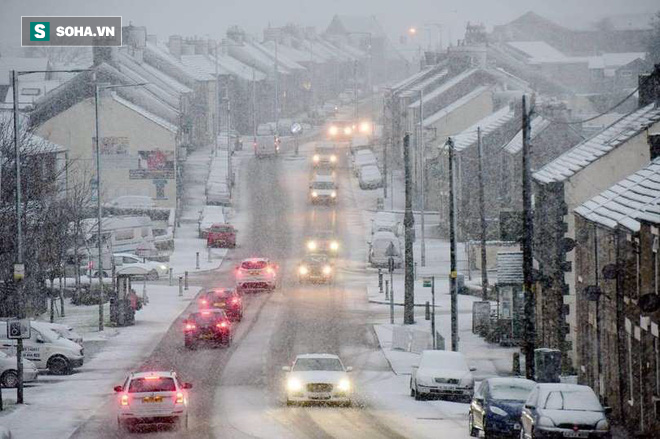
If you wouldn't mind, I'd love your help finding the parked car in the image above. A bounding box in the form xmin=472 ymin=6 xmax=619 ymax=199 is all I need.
xmin=31 ymin=321 xmax=83 ymax=346
xmin=0 ymin=321 xmax=84 ymax=375
xmin=0 ymin=426 xmax=11 ymax=439
xmin=352 ymin=149 xmax=377 ymax=175
xmin=469 ymin=377 xmax=536 ymax=437
xmin=207 ymin=223 xmax=237 ymax=248
xmin=358 ymin=164 xmax=382 ymax=189
xmin=282 ymin=353 xmax=353 ymax=406
xmin=254 ymin=135 xmax=280 ymax=158
xmin=520 ymin=383 xmax=611 ymax=439
xmin=198 ymin=205 xmax=226 ymax=238
xmin=114 ymin=370 xmax=191 ymax=432
xmin=368 ymin=231 xmax=402 ymax=268
xmin=0 ymin=351 xmax=38 ymax=388
xmin=410 ymin=350 xmax=475 ymax=401
xmin=82 ymin=253 xmax=169 ymax=280
xmin=207 ymin=182 xmax=231 ymax=206
xmin=371 ymin=211 xmax=401 ymax=236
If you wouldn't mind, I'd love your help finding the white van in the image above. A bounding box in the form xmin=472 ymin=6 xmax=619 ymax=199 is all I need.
xmin=0 ymin=321 xmax=84 ymax=375
xmin=80 ymin=216 xmax=156 ymax=256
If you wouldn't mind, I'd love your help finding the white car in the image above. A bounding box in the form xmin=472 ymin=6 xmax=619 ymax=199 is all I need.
xmin=358 ymin=164 xmax=382 ymax=189
xmin=411 ymin=350 xmax=475 ymax=401
xmin=371 ymin=211 xmax=401 ymax=236
xmin=31 ymin=321 xmax=83 ymax=346
xmin=309 ymin=175 xmax=337 ymax=205
xmin=368 ymin=231 xmax=402 ymax=268
xmin=0 ymin=426 xmax=11 ymax=439
xmin=207 ymin=182 xmax=231 ymax=206
xmin=235 ymin=258 xmax=278 ymax=293
xmin=114 ymin=370 xmax=192 ymax=432
xmin=283 ymin=354 xmax=353 ymax=406
xmin=353 ymin=149 xmax=377 ymax=176
xmin=114 ymin=253 xmax=169 ymax=279
xmin=0 ymin=351 xmax=38 ymax=388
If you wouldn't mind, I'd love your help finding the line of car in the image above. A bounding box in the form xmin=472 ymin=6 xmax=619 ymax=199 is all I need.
xmin=408 ymin=349 xmax=612 ymax=438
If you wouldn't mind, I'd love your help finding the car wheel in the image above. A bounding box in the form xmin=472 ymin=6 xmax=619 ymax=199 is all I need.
xmin=1 ymin=370 xmax=19 ymax=388
xmin=468 ymin=412 xmax=478 ymax=437
xmin=147 ymin=270 xmax=159 ymax=281
xmin=413 ymin=382 xmax=422 ymax=401
xmin=48 ymin=355 xmax=71 ymax=375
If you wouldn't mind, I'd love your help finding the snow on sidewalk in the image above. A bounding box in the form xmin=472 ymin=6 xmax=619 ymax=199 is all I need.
xmin=0 ymin=285 xmax=199 ymax=439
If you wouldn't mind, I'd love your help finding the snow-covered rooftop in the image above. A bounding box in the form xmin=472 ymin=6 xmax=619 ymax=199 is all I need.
xmin=588 ymin=52 xmax=646 ymax=71
xmin=0 ymin=57 xmax=50 ymax=85
xmin=497 ymin=251 xmax=523 ymax=284
xmin=111 ymin=93 xmax=178 ymax=133
xmin=503 ymin=116 xmax=552 ymax=155
xmin=574 ymin=158 xmax=660 ymax=232
xmin=534 ymin=103 xmax=660 ymax=184
xmin=424 ymin=86 xmax=490 ymax=128
xmin=409 ymin=68 xmax=480 ymax=109
xmin=389 ymin=66 xmax=435 ymax=93
xmin=452 ymin=106 xmax=516 ymax=152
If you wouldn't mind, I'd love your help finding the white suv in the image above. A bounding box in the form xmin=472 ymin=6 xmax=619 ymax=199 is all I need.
xmin=235 ymin=258 xmax=278 ymax=292
xmin=114 ymin=371 xmax=192 ymax=432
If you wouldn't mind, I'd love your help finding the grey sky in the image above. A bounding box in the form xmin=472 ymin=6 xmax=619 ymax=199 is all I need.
xmin=1 ymin=0 xmax=658 ymax=52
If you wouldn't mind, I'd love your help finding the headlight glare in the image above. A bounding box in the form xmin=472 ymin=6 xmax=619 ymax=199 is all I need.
xmin=337 ymin=379 xmax=351 ymax=392
xmin=287 ymin=378 xmax=303 ymax=392
xmin=323 ymin=265 xmax=332 ymax=275
xmin=299 ymin=266 xmax=308 ymax=275
xmin=490 ymin=406 xmax=508 ymax=417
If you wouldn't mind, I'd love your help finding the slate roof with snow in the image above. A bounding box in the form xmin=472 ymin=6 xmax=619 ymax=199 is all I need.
xmin=0 ymin=57 xmax=50 ymax=85
xmin=409 ymin=68 xmax=480 ymax=109
xmin=574 ymin=158 xmax=660 ymax=232
xmin=452 ymin=106 xmax=516 ymax=152
xmin=389 ymin=66 xmax=435 ymax=92
xmin=111 ymin=93 xmax=178 ymax=133
xmin=503 ymin=116 xmax=552 ymax=154
xmin=533 ymin=104 xmax=660 ymax=184
xmin=496 ymin=251 xmax=523 ymax=285
xmin=424 ymin=86 xmax=490 ymax=128
xmin=506 ymin=41 xmax=570 ymax=64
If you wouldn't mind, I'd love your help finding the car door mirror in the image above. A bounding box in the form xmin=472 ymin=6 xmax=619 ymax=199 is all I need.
xmin=469 ymin=366 xmax=477 ymax=372
xmin=182 ymin=382 xmax=193 ymax=389
xmin=36 ymin=335 xmax=45 ymax=344
xmin=346 ymin=366 xmax=353 ymax=372
xmin=282 ymin=366 xmax=291 ymax=372
xmin=475 ymin=397 xmax=484 ymax=405
xmin=524 ymin=404 xmax=535 ymax=410
xmin=114 ymin=385 xmax=123 ymax=392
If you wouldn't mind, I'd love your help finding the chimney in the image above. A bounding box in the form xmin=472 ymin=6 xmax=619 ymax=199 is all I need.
xmin=147 ymin=34 xmax=158 ymax=45
xmin=168 ymin=35 xmax=183 ymax=59
xmin=649 ymin=132 xmax=660 ymax=161
xmin=93 ymin=46 xmax=117 ymax=66
xmin=639 ymin=64 xmax=660 ymax=108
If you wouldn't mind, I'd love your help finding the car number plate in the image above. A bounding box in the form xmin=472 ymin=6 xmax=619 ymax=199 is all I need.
xmin=563 ymin=432 xmax=588 ymax=438
xmin=214 ymin=302 xmax=226 ymax=307
xmin=310 ymin=394 xmax=331 ymax=400
xmin=142 ymin=396 xmax=163 ymax=403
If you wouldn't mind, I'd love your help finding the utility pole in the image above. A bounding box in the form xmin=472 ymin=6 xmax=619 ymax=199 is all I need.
xmin=214 ymin=41 xmax=220 ymax=156
xmin=403 ymin=133 xmax=415 ymax=324
xmin=354 ymin=60 xmax=359 ymax=121
xmin=11 ymin=70 xmax=25 ymax=404
xmin=419 ymin=88 xmax=426 ymax=266
xmin=521 ymin=95 xmax=535 ymax=379
xmin=448 ymin=137 xmax=458 ymax=351
xmin=274 ymin=40 xmax=279 ymax=132
xmin=252 ymin=67 xmax=257 ymax=141
xmin=477 ymin=127 xmax=488 ymax=300
xmin=94 ymin=81 xmax=104 ymax=332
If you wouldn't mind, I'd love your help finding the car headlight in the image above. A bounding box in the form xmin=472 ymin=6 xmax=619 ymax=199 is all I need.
xmin=359 ymin=121 xmax=371 ymax=133
xmin=323 ymin=265 xmax=332 ymax=275
xmin=489 ymin=406 xmax=508 ymax=417
xmin=596 ymin=419 xmax=610 ymax=431
xmin=313 ymin=154 xmax=320 ymax=162
xmin=160 ymin=264 xmax=167 ymax=271
xmin=330 ymin=241 xmax=339 ymax=251
xmin=287 ymin=378 xmax=303 ymax=393
xmin=299 ymin=266 xmax=308 ymax=275
xmin=312 ymin=191 xmax=318 ymax=197
xmin=329 ymin=126 xmax=338 ymax=136
xmin=307 ymin=241 xmax=317 ymax=251
xmin=344 ymin=127 xmax=352 ymax=135
xmin=337 ymin=379 xmax=351 ymax=392
xmin=330 ymin=155 xmax=337 ymax=163
xmin=537 ymin=416 xmax=555 ymax=427
xmin=331 ymin=191 xmax=337 ymax=198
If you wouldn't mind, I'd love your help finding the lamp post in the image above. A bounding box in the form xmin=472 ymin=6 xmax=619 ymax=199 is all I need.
xmin=93 ymin=79 xmax=148 ymax=332
xmin=346 ymin=31 xmax=372 ymax=123
xmin=11 ymin=67 xmax=89 ymax=404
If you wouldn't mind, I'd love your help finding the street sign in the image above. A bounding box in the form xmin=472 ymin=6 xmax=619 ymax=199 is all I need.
xmin=13 ymin=264 xmax=25 ymax=281
xmin=422 ymin=277 xmax=432 ymax=287
xmin=290 ymin=122 xmax=302 ymax=135
xmin=7 ymin=319 xmax=30 ymax=339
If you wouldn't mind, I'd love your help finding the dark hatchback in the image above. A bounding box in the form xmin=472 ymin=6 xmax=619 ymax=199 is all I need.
xmin=198 ymin=288 xmax=243 ymax=321
xmin=469 ymin=377 xmax=536 ymax=438
xmin=183 ymin=309 xmax=233 ymax=349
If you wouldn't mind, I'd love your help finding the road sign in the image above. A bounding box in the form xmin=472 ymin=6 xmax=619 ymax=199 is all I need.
xmin=13 ymin=264 xmax=25 ymax=281
xmin=290 ymin=122 xmax=302 ymax=135
xmin=7 ymin=319 xmax=30 ymax=339
xmin=422 ymin=277 xmax=432 ymax=287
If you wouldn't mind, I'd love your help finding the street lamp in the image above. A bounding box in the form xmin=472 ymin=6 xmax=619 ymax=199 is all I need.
xmin=93 ymin=79 xmax=148 ymax=333
xmin=10 ymin=67 xmax=89 ymax=405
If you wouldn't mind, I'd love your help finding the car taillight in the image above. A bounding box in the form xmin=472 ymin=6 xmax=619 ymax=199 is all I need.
xmin=175 ymin=392 xmax=184 ymax=405
xmin=185 ymin=323 xmax=196 ymax=331
xmin=266 ymin=267 xmax=274 ymax=275
xmin=120 ymin=394 xmax=129 ymax=406
xmin=232 ymin=297 xmax=240 ymax=305
xmin=216 ymin=321 xmax=229 ymax=329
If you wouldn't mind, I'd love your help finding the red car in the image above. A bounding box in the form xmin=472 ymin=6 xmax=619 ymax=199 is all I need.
xmin=206 ymin=223 xmax=237 ymax=248
xmin=183 ymin=309 xmax=233 ymax=349
xmin=198 ymin=288 xmax=243 ymax=321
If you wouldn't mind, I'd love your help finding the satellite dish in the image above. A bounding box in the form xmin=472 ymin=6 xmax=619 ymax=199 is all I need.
xmin=290 ymin=122 xmax=302 ymax=135
xmin=639 ymin=294 xmax=660 ymax=313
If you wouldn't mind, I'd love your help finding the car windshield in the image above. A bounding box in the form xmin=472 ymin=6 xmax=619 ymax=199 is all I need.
xmin=420 ymin=353 xmax=466 ymax=370
xmin=305 ymin=255 xmax=328 ymax=264
xmin=209 ymin=290 xmax=233 ymax=299
xmin=191 ymin=311 xmax=226 ymax=322
xmin=490 ymin=382 xmax=535 ymax=401
xmin=542 ymin=389 xmax=603 ymax=411
xmin=293 ymin=358 xmax=343 ymax=371
xmin=211 ymin=225 xmax=232 ymax=232
xmin=312 ymin=182 xmax=334 ymax=190
xmin=241 ymin=260 xmax=267 ymax=269
xmin=128 ymin=377 xmax=176 ymax=393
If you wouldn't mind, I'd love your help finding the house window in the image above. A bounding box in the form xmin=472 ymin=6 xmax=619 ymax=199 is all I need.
xmin=21 ymin=87 xmax=41 ymax=96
